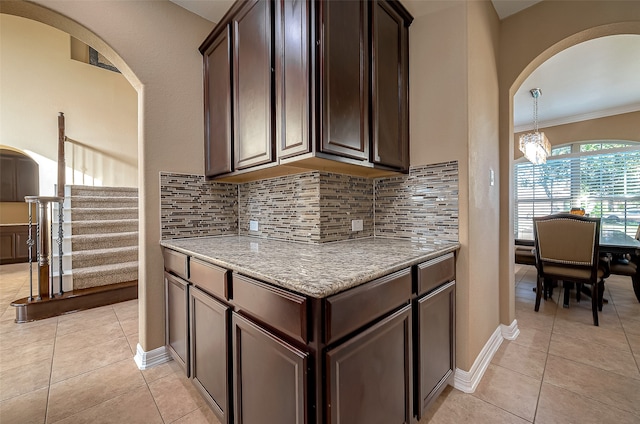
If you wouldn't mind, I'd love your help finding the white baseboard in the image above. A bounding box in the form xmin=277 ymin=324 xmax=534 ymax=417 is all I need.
xmin=133 ymin=343 xmax=172 ymax=370
xmin=501 ymin=319 xmax=520 ymax=340
xmin=453 ymin=319 xmax=519 ymax=393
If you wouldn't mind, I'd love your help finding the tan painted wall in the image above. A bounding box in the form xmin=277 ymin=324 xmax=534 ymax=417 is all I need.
xmin=0 ymin=14 xmax=138 ymax=192
xmin=513 ymin=111 xmax=640 ymax=159
xmin=407 ymin=0 xmax=500 ymax=370
xmin=0 ymin=203 xmax=32 ymax=224
xmin=0 ymin=0 xmax=213 ymax=352
xmin=466 ymin=0 xmax=501 ymax=369
xmin=499 ymin=1 xmax=640 ymax=326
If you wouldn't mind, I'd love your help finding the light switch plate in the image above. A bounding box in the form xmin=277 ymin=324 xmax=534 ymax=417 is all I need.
xmin=249 ymin=220 xmax=259 ymax=231
xmin=352 ymin=219 xmax=363 ymax=232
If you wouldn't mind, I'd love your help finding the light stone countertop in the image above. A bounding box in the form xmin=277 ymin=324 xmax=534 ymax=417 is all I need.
xmin=161 ymin=235 xmax=460 ymax=298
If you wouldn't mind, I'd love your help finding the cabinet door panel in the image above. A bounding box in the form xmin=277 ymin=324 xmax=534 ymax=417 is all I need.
xmin=320 ymin=0 xmax=368 ymax=160
xmin=204 ymin=27 xmax=233 ymax=177
xmin=233 ymin=313 xmax=307 ymax=424
xmin=371 ymin=0 xmax=408 ymax=170
xmin=276 ymin=0 xmax=311 ymax=159
xmin=190 ymin=286 xmax=230 ymax=422
xmin=326 ymin=305 xmax=412 ymax=424
xmin=14 ymin=227 xmax=30 ymax=260
xmin=417 ymin=281 xmax=456 ymax=418
xmin=233 ymin=0 xmax=274 ymax=170
xmin=165 ymin=272 xmax=189 ymax=374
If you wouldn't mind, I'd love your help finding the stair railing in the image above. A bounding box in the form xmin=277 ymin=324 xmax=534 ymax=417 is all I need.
xmin=25 ymin=196 xmax=64 ymax=300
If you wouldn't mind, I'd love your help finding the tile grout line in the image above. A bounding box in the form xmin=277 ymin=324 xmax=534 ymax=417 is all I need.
xmin=44 ymin=317 xmax=59 ymax=424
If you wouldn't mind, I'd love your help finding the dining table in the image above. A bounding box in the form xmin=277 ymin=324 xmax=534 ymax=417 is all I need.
xmin=600 ymin=229 xmax=640 ymax=302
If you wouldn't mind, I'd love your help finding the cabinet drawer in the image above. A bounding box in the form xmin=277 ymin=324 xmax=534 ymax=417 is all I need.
xmin=232 ymin=274 xmax=308 ymax=344
xmin=190 ymin=258 xmax=229 ymax=300
xmin=416 ymin=253 xmax=455 ymax=296
xmin=325 ymin=267 xmax=411 ymax=344
xmin=163 ymin=249 xmax=188 ymax=280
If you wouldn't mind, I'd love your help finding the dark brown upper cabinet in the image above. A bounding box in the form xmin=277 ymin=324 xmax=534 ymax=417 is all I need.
xmin=203 ymin=27 xmax=233 ymax=177
xmin=200 ymin=0 xmax=412 ymax=181
xmin=318 ymin=0 xmax=369 ymax=161
xmin=232 ymin=0 xmax=275 ymax=170
xmin=371 ymin=0 xmax=411 ymax=171
xmin=0 ymin=149 xmax=39 ymax=202
xmin=275 ymin=0 xmax=312 ymax=160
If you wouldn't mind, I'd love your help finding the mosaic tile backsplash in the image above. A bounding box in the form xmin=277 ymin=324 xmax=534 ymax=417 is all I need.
xmin=375 ymin=161 xmax=459 ymax=243
xmin=160 ymin=161 xmax=458 ymax=243
xmin=160 ymin=173 xmax=238 ymax=239
xmin=319 ymin=172 xmax=373 ymax=242
xmin=238 ymin=172 xmax=322 ymax=242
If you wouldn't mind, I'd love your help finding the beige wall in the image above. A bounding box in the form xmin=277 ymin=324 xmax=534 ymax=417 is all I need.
xmin=513 ymin=111 xmax=640 ymax=159
xmin=0 ymin=0 xmax=213 ymax=352
xmin=0 ymin=203 xmax=32 ymax=225
xmin=407 ymin=0 xmax=500 ymax=370
xmin=499 ymin=2 xmax=640 ymax=327
xmin=0 ymin=14 xmax=138 ymax=192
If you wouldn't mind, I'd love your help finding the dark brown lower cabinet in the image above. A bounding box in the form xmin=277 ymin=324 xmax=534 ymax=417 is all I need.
xmin=164 ymin=272 xmax=189 ymax=374
xmin=326 ymin=305 xmax=412 ymax=424
xmin=415 ymin=280 xmax=456 ymax=419
xmin=0 ymin=224 xmax=30 ymax=265
xmin=190 ymin=286 xmax=230 ymax=423
xmin=232 ymin=312 xmax=308 ymax=424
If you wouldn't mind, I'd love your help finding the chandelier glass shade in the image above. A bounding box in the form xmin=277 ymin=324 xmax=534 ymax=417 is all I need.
xmin=519 ymin=88 xmax=551 ymax=165
xmin=519 ymin=131 xmax=551 ymax=165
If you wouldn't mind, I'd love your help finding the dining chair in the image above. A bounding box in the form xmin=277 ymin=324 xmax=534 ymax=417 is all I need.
xmin=533 ymin=213 xmax=607 ymax=326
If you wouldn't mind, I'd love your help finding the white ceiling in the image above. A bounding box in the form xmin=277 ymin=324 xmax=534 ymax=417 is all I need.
xmin=514 ymin=34 xmax=640 ymax=131
xmin=172 ymin=0 xmax=640 ymax=131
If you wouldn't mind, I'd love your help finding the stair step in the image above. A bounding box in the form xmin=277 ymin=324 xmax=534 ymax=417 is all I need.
xmin=71 ymin=219 xmax=138 ymax=235
xmin=70 ymin=207 xmax=138 ymax=221
xmin=71 ymin=232 xmax=138 ymax=251
xmin=72 ymin=261 xmax=138 ymax=290
xmin=69 ymin=196 xmax=138 ymax=209
xmin=69 ymin=185 xmax=138 ymax=198
xmin=72 ymin=246 xmax=138 ymax=269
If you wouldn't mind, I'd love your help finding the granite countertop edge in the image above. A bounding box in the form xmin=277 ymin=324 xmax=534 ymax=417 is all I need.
xmin=161 ymin=236 xmax=460 ymax=298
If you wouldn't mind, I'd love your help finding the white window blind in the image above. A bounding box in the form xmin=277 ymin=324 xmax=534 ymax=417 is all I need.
xmin=514 ymin=147 xmax=640 ymax=240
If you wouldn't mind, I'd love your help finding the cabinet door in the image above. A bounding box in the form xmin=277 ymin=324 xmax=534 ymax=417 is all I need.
xmin=319 ymin=0 xmax=369 ymax=161
xmin=233 ymin=313 xmax=308 ymax=424
xmin=371 ymin=0 xmax=409 ymax=170
xmin=326 ymin=305 xmax=412 ymax=424
xmin=233 ymin=0 xmax=274 ymax=170
xmin=416 ymin=281 xmax=456 ymax=418
xmin=204 ymin=26 xmax=233 ymax=177
xmin=14 ymin=227 xmax=30 ymax=261
xmin=190 ymin=286 xmax=230 ymax=423
xmin=165 ymin=272 xmax=189 ymax=374
xmin=275 ymin=0 xmax=311 ymax=159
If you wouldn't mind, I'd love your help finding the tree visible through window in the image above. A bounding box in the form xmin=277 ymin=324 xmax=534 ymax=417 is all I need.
xmin=514 ymin=141 xmax=640 ymax=240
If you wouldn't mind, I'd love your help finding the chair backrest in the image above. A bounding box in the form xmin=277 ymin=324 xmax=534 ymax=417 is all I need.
xmin=533 ymin=213 xmax=601 ymax=278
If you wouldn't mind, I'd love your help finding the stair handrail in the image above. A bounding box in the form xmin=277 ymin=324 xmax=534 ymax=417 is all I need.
xmin=58 ymin=112 xmax=66 ymax=198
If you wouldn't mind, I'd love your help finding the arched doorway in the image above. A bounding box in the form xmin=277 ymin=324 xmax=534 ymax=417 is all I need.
xmin=498 ymin=3 xmax=640 ymax=329
xmin=0 ymin=0 xmax=212 ymax=357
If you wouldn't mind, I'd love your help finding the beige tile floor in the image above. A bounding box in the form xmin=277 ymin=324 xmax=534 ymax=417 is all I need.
xmin=0 ymin=262 xmax=639 ymax=423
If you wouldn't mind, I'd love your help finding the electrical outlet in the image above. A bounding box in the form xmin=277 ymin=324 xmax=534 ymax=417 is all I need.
xmin=249 ymin=220 xmax=259 ymax=231
xmin=351 ymin=219 xmax=363 ymax=232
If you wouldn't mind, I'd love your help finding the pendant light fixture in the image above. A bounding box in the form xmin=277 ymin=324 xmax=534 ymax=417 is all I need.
xmin=519 ymin=88 xmax=551 ymax=165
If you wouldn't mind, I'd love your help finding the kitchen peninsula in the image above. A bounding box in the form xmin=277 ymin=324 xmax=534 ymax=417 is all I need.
xmin=161 ymin=235 xmax=459 ymax=424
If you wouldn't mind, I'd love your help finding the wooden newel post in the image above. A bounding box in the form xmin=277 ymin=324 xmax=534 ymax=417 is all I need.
xmin=58 ymin=112 xmax=66 ymax=198
xmin=37 ymin=200 xmax=51 ymax=299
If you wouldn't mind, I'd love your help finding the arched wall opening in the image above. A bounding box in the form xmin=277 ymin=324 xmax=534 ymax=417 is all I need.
xmin=499 ymin=1 xmax=640 ymax=329
xmin=0 ymin=0 xmax=213 ymax=354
